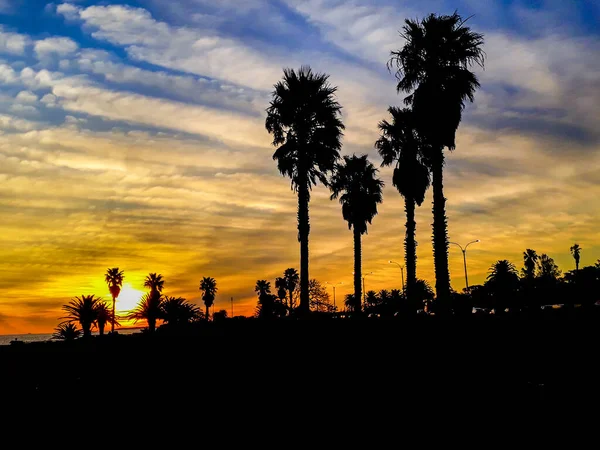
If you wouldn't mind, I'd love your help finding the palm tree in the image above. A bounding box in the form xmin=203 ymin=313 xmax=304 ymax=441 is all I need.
xmin=275 ymin=277 xmax=287 ymax=304
xmin=161 ymin=296 xmax=200 ymax=327
xmin=376 ymin=107 xmax=430 ymax=302
xmin=53 ymin=322 xmax=81 ymax=341
xmin=283 ymin=268 xmax=299 ymax=313
xmin=344 ymin=293 xmax=356 ymax=312
xmin=144 ymin=273 xmax=164 ymax=294
xmin=266 ymin=66 xmax=344 ymax=315
xmin=61 ymin=294 xmax=102 ymax=338
xmin=128 ymin=291 xmax=163 ymax=333
xmin=522 ymin=249 xmax=539 ymax=280
xmin=570 ymin=244 xmax=581 ymax=272
xmin=485 ymin=260 xmax=520 ymax=313
xmin=96 ymin=301 xmax=118 ymax=336
xmin=330 ymin=154 xmax=384 ymax=313
xmin=389 ymin=12 xmax=485 ymax=306
xmin=104 ymin=268 xmax=124 ymax=334
xmin=199 ymin=277 xmax=218 ymax=320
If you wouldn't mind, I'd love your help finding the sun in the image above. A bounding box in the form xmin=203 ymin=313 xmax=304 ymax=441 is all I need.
xmin=110 ymin=283 xmax=145 ymax=314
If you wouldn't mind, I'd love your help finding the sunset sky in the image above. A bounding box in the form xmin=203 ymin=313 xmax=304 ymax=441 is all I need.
xmin=1 ymin=0 xmax=599 ymax=334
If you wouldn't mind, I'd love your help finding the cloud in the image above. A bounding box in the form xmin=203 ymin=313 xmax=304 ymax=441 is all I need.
xmin=0 ymin=26 xmax=29 ymax=55
xmin=34 ymin=36 xmax=79 ymax=58
xmin=15 ymin=90 xmax=38 ymax=103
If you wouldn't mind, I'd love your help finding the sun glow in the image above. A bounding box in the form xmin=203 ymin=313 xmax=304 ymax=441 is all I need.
xmin=107 ymin=283 xmax=145 ymax=314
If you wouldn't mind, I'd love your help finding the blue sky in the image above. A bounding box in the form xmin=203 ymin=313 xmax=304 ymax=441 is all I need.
xmin=1 ymin=0 xmax=600 ymax=332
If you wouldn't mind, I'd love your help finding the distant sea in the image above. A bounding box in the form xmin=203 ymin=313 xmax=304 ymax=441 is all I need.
xmin=0 ymin=328 xmax=141 ymax=346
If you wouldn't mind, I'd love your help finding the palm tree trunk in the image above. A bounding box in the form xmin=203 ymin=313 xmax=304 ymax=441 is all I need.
xmin=111 ymin=295 xmax=116 ymax=333
xmin=83 ymin=324 xmax=91 ymax=338
xmin=149 ymin=318 xmax=156 ymax=333
xmin=405 ymin=197 xmax=417 ymax=303
xmin=298 ymin=180 xmax=310 ymax=316
xmin=206 ymin=305 xmax=210 ymax=321
xmin=99 ymin=323 xmax=105 ymax=336
xmin=431 ymin=147 xmax=451 ymax=308
xmin=353 ymin=227 xmax=362 ymax=313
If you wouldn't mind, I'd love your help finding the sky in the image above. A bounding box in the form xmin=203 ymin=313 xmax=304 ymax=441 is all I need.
xmin=1 ymin=0 xmax=599 ymax=334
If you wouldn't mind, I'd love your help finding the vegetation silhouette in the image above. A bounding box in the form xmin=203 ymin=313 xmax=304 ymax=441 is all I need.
xmin=570 ymin=243 xmax=581 ymax=272
xmin=52 ymin=322 xmax=81 ymax=341
xmin=330 ymin=155 xmax=383 ymax=313
xmin=255 ymin=279 xmax=286 ymax=318
xmin=388 ymin=12 xmax=485 ymax=308
xmin=376 ymin=107 xmax=431 ymax=304
xmin=161 ymin=296 xmax=201 ymax=327
xmin=96 ymin=301 xmax=118 ymax=336
xmin=104 ymin=267 xmax=123 ymax=334
xmin=60 ymin=294 xmax=105 ymax=338
xmin=199 ymin=276 xmax=218 ymax=320
xmin=282 ymin=268 xmax=299 ymax=313
xmin=128 ymin=291 xmax=163 ymax=333
xmin=266 ymin=66 xmax=344 ymax=315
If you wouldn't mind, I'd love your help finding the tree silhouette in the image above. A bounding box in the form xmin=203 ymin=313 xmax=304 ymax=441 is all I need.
xmin=283 ymin=268 xmax=299 ymax=313
xmin=128 ymin=291 xmax=163 ymax=333
xmin=389 ymin=12 xmax=485 ymax=307
xmin=275 ymin=277 xmax=288 ymax=304
xmin=61 ymin=294 xmax=102 ymax=338
xmin=330 ymin=155 xmax=383 ymax=313
xmin=199 ymin=277 xmax=218 ymax=320
xmin=570 ymin=244 xmax=581 ymax=272
xmin=485 ymin=260 xmax=520 ymax=314
xmin=255 ymin=280 xmax=272 ymax=298
xmin=144 ymin=273 xmax=164 ymax=294
xmin=376 ymin=107 xmax=430 ymax=303
xmin=255 ymin=280 xmax=286 ymax=318
xmin=96 ymin=301 xmax=118 ymax=336
xmin=53 ymin=322 xmax=81 ymax=341
xmin=161 ymin=296 xmax=200 ymax=327
xmin=538 ymin=254 xmax=561 ymax=281
xmin=344 ymin=293 xmax=357 ymax=312
xmin=266 ymin=66 xmax=344 ymax=315
xmin=104 ymin=267 xmax=124 ymax=334
xmin=522 ymin=249 xmax=539 ymax=280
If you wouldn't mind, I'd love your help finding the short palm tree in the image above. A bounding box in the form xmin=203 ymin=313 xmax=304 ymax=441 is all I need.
xmin=161 ymin=296 xmax=200 ymax=327
xmin=199 ymin=276 xmax=218 ymax=320
xmin=266 ymin=66 xmax=344 ymax=315
xmin=95 ymin=301 xmax=118 ymax=336
xmin=128 ymin=291 xmax=163 ymax=333
xmin=53 ymin=322 xmax=81 ymax=341
xmin=486 ymin=260 xmax=520 ymax=313
xmin=570 ymin=244 xmax=581 ymax=272
xmin=104 ymin=267 xmax=124 ymax=333
xmin=61 ymin=294 xmax=102 ymax=338
xmin=522 ymin=249 xmax=539 ymax=280
xmin=144 ymin=273 xmax=164 ymax=294
xmin=275 ymin=277 xmax=287 ymax=304
xmin=389 ymin=12 xmax=485 ymax=306
xmin=283 ymin=268 xmax=299 ymax=313
xmin=376 ymin=107 xmax=430 ymax=303
xmin=330 ymin=154 xmax=384 ymax=313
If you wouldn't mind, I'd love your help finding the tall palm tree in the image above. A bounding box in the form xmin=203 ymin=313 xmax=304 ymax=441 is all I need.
xmin=522 ymin=249 xmax=539 ymax=280
xmin=144 ymin=273 xmax=164 ymax=294
xmin=128 ymin=291 xmax=163 ymax=333
xmin=199 ymin=277 xmax=218 ymax=320
xmin=266 ymin=66 xmax=344 ymax=315
xmin=570 ymin=243 xmax=581 ymax=272
xmin=330 ymin=154 xmax=384 ymax=313
xmin=376 ymin=107 xmax=430 ymax=303
xmin=61 ymin=294 xmax=102 ymax=338
xmin=283 ymin=268 xmax=299 ymax=313
xmin=389 ymin=12 xmax=485 ymax=306
xmin=104 ymin=268 xmax=124 ymax=334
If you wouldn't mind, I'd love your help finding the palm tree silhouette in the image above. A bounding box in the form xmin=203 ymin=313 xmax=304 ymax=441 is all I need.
xmin=96 ymin=301 xmax=118 ymax=336
xmin=61 ymin=294 xmax=102 ymax=338
xmin=275 ymin=277 xmax=287 ymax=304
xmin=376 ymin=107 xmax=430 ymax=303
xmin=255 ymin=280 xmax=272 ymax=298
xmin=266 ymin=66 xmax=344 ymax=315
xmin=330 ymin=154 xmax=384 ymax=313
xmin=128 ymin=292 xmax=163 ymax=333
xmin=53 ymin=322 xmax=81 ymax=341
xmin=389 ymin=12 xmax=485 ymax=306
xmin=144 ymin=273 xmax=164 ymax=295
xmin=486 ymin=260 xmax=520 ymax=314
xmin=522 ymin=249 xmax=539 ymax=279
xmin=344 ymin=293 xmax=356 ymax=312
xmin=104 ymin=268 xmax=124 ymax=334
xmin=161 ymin=296 xmax=201 ymax=327
xmin=570 ymin=244 xmax=581 ymax=272
xmin=199 ymin=277 xmax=218 ymax=320
xmin=283 ymin=268 xmax=299 ymax=313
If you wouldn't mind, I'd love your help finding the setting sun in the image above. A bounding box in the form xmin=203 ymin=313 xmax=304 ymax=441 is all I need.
xmin=105 ymin=283 xmax=145 ymax=315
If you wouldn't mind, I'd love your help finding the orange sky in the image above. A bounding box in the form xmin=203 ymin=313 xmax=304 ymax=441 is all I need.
xmin=1 ymin=2 xmax=600 ymax=334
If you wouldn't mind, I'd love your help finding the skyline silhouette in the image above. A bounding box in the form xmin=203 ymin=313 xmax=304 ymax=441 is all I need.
xmin=1 ymin=1 xmax=600 ymax=334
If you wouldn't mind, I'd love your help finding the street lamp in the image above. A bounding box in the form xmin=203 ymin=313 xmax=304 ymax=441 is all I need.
xmin=388 ymin=260 xmax=405 ymax=293
xmin=325 ymin=281 xmax=343 ymax=310
xmin=449 ymin=239 xmax=480 ymax=292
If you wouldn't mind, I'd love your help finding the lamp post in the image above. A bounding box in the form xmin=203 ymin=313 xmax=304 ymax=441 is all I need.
xmin=449 ymin=240 xmax=480 ymax=292
xmin=388 ymin=260 xmax=405 ymax=293
xmin=325 ymin=282 xmax=343 ymax=310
